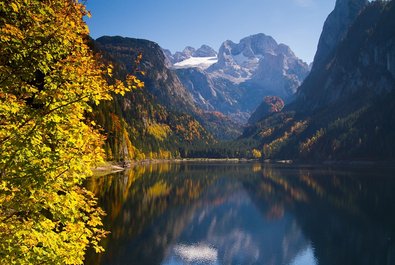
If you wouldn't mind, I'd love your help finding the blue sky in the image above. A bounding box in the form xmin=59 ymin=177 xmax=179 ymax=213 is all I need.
xmin=85 ymin=0 xmax=336 ymax=63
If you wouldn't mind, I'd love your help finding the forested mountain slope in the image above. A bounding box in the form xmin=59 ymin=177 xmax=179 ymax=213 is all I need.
xmin=91 ymin=37 xmax=214 ymax=161
xmin=242 ymin=0 xmax=395 ymax=161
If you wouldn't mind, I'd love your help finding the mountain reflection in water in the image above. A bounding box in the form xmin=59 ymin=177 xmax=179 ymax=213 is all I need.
xmin=85 ymin=162 xmax=395 ymax=265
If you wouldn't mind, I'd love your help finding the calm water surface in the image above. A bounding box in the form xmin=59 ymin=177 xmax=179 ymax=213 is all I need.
xmin=85 ymin=162 xmax=395 ymax=265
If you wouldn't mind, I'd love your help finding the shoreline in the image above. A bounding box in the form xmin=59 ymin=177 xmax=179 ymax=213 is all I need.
xmin=91 ymin=158 xmax=260 ymax=173
xmin=92 ymin=158 xmax=395 ymax=173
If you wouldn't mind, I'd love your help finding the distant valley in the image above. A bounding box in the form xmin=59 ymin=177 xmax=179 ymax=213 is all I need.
xmin=91 ymin=0 xmax=395 ymax=162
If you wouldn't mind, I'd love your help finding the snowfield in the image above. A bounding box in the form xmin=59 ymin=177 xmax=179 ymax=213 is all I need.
xmin=173 ymin=56 xmax=218 ymax=70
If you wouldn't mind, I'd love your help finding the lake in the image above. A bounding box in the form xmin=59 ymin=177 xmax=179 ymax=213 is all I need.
xmin=84 ymin=162 xmax=395 ymax=265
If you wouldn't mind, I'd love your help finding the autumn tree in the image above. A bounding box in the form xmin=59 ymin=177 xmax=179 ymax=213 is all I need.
xmin=252 ymin=149 xmax=262 ymax=159
xmin=0 ymin=0 xmax=140 ymax=264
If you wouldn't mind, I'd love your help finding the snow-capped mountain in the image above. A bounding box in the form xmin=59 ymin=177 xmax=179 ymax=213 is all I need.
xmin=164 ymin=45 xmax=218 ymax=65
xmin=173 ymin=57 xmax=217 ymax=70
xmin=170 ymin=33 xmax=309 ymax=123
xmin=208 ymin=33 xmax=279 ymax=83
xmin=194 ymin=45 xmax=217 ymax=57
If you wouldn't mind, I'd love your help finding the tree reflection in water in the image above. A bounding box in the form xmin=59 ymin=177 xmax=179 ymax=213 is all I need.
xmin=85 ymin=162 xmax=395 ymax=265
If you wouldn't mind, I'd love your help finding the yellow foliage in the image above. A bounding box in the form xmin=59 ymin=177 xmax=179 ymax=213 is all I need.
xmin=252 ymin=149 xmax=262 ymax=159
xmin=0 ymin=1 xmax=141 ymax=264
xmin=174 ymin=118 xmax=206 ymax=142
xmin=146 ymin=123 xmax=171 ymax=141
xmin=299 ymin=128 xmax=325 ymax=154
xmin=146 ymin=181 xmax=171 ymax=199
xmin=259 ymin=128 xmax=273 ymax=138
xmin=290 ymin=120 xmax=308 ymax=134
xmin=122 ymin=128 xmax=139 ymax=160
xmin=263 ymin=120 xmax=308 ymax=158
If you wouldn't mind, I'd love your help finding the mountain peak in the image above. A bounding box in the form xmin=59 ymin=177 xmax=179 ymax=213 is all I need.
xmin=175 ymin=33 xmax=309 ymax=124
xmin=165 ymin=45 xmax=218 ymax=64
xmin=182 ymin=46 xmax=196 ymax=56
xmin=237 ymin=33 xmax=278 ymax=58
xmin=312 ymin=0 xmax=368 ymax=70
xmin=194 ymin=45 xmax=217 ymax=57
xmin=209 ymin=33 xmax=308 ymax=87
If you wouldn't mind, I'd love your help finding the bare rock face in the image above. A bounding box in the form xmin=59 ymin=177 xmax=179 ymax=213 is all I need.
xmin=175 ymin=67 xmax=217 ymax=111
xmin=312 ymin=0 xmax=368 ymax=71
xmin=164 ymin=45 xmax=218 ymax=65
xmin=296 ymin=1 xmax=395 ymax=111
xmin=95 ymin=36 xmax=197 ymax=113
xmin=208 ymin=34 xmax=279 ymax=83
xmin=173 ymin=46 xmax=196 ymax=64
xmin=194 ymin=45 xmax=217 ymax=57
xmin=251 ymin=44 xmax=309 ymax=96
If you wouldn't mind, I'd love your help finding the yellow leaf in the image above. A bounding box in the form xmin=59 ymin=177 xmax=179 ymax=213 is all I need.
xmin=137 ymin=81 xmax=144 ymax=88
xmin=107 ymin=65 xmax=113 ymax=77
xmin=11 ymin=3 xmax=19 ymax=12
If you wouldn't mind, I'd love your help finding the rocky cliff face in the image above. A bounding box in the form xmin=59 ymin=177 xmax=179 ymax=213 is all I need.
xmin=194 ymin=45 xmax=217 ymax=57
xmin=175 ymin=67 xmax=250 ymax=123
xmin=296 ymin=0 xmax=395 ymax=111
xmin=172 ymin=46 xmax=196 ymax=63
xmin=95 ymin=36 xmax=197 ymax=113
xmin=175 ymin=68 xmax=217 ymax=111
xmin=251 ymin=44 xmax=310 ymax=95
xmin=312 ymin=0 xmax=368 ymax=71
